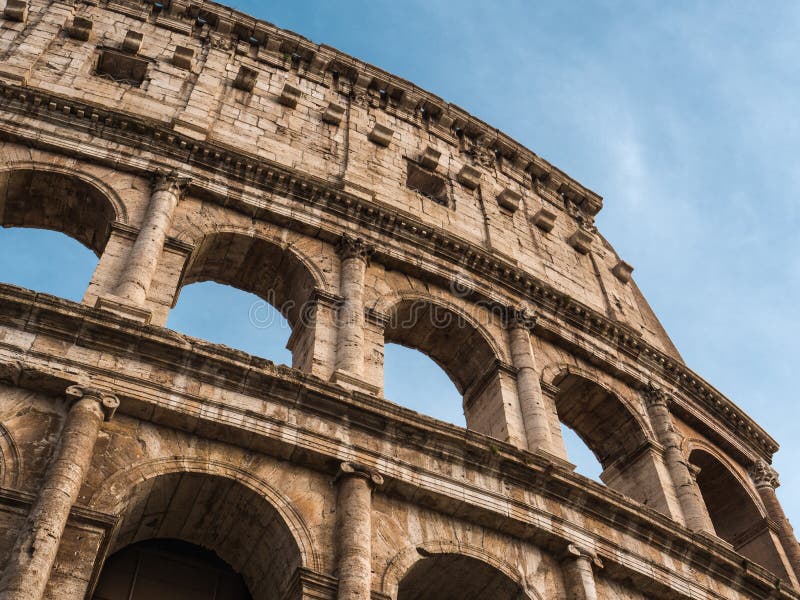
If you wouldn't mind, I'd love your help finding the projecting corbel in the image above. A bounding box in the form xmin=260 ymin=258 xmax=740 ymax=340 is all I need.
xmin=3 ymin=0 xmax=27 ymax=22
xmin=368 ymin=124 xmax=394 ymax=147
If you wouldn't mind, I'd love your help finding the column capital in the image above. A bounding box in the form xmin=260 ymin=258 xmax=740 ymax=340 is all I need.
xmin=336 ymin=234 xmax=375 ymax=263
xmin=750 ymin=459 xmax=780 ymax=490
xmin=336 ymin=462 xmax=384 ymax=487
xmin=505 ymin=307 xmax=537 ymax=331
xmin=642 ymin=381 xmax=670 ymax=408
xmin=564 ymin=543 xmax=604 ymax=569
xmin=65 ymin=385 xmax=120 ymax=421
xmin=151 ymin=169 xmax=191 ymax=197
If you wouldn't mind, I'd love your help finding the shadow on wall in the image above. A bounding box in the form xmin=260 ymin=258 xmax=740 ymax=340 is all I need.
xmin=0 ymin=228 xmax=97 ymax=302
xmin=166 ymin=281 xmax=293 ymax=366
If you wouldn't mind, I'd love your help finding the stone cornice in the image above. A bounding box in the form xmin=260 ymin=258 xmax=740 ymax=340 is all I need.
xmin=96 ymin=0 xmax=602 ymax=219
xmin=0 ymin=81 xmax=778 ymax=460
xmin=0 ymin=285 xmax=794 ymax=600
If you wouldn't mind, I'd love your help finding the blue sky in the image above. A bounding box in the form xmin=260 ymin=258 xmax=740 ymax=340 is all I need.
xmin=1 ymin=1 xmax=798 ymax=529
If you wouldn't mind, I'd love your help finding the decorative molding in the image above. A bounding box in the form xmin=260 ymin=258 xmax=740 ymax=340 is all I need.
xmin=336 ymin=461 xmax=384 ymax=487
xmin=750 ymin=459 xmax=780 ymax=490
xmin=336 ymin=234 xmax=375 ymax=263
xmin=65 ymin=385 xmax=120 ymax=421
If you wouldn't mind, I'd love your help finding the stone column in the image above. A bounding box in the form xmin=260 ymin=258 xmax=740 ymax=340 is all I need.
xmin=0 ymin=386 xmax=119 ymax=600
xmin=331 ymin=236 xmax=374 ymax=391
xmin=335 ymin=462 xmax=383 ymax=600
xmin=750 ymin=459 xmax=800 ymax=579
xmin=507 ymin=309 xmax=555 ymax=455
xmin=561 ymin=544 xmax=602 ymax=600
xmin=643 ymin=384 xmax=714 ymax=534
xmin=113 ymin=171 xmax=189 ymax=305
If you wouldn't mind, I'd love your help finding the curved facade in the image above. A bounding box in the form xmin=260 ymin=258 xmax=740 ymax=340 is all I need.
xmin=0 ymin=1 xmax=797 ymax=599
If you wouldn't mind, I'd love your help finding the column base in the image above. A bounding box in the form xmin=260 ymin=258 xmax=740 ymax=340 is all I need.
xmin=94 ymin=295 xmax=152 ymax=325
xmin=330 ymin=370 xmax=381 ymax=395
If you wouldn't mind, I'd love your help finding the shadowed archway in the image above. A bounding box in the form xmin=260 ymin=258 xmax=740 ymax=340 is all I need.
xmin=94 ymin=471 xmax=305 ymax=600
xmin=397 ymin=554 xmax=526 ymax=600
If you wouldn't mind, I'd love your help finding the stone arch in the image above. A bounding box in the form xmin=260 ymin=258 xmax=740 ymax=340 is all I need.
xmin=542 ymin=364 xmax=653 ymax=466
xmin=90 ymin=457 xmax=320 ymax=576
xmin=371 ymin=291 xmax=525 ymax=444
xmin=173 ymin=227 xmax=327 ymax=330
xmin=381 ymin=541 xmax=540 ymax=600
xmin=0 ymin=162 xmax=127 ymax=256
xmin=0 ymin=421 xmax=22 ymax=488
xmin=372 ymin=291 xmax=507 ymax=394
xmin=685 ymin=444 xmax=792 ymax=577
xmin=541 ymin=364 xmax=678 ymax=510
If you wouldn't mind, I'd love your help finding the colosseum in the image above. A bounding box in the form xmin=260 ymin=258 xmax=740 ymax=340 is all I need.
xmin=0 ymin=1 xmax=797 ymax=599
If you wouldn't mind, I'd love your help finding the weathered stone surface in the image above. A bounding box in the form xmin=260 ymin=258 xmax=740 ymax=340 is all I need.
xmin=0 ymin=1 xmax=797 ymax=599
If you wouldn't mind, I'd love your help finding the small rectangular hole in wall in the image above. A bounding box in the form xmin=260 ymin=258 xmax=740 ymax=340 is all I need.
xmin=406 ymin=162 xmax=449 ymax=207
xmin=95 ymin=49 xmax=148 ymax=85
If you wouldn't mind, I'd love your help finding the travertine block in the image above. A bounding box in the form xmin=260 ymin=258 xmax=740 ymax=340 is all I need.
xmin=322 ymin=102 xmax=345 ymax=125
xmin=419 ymin=145 xmax=441 ymax=170
xmin=497 ymin=188 xmax=521 ymax=212
xmin=531 ymin=207 xmax=557 ymax=232
xmin=234 ymin=65 xmax=258 ymax=92
xmin=568 ymin=229 xmax=594 ymax=254
xmin=2 ymin=0 xmax=27 ymax=22
xmin=122 ymin=31 xmax=143 ymax=54
xmin=172 ymin=45 xmax=194 ymax=70
xmin=368 ymin=123 xmax=394 ymax=147
xmin=67 ymin=16 xmax=92 ymax=41
xmin=612 ymin=260 xmax=634 ymax=283
xmin=278 ymin=83 xmax=301 ymax=108
xmin=457 ymin=164 xmax=481 ymax=189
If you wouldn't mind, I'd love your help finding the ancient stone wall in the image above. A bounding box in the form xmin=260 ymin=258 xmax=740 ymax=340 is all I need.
xmin=0 ymin=1 xmax=798 ymax=599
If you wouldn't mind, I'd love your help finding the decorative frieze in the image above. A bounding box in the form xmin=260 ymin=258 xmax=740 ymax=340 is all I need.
xmin=368 ymin=123 xmax=394 ymax=147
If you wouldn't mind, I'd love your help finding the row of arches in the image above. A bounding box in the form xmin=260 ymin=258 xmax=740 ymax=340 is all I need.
xmin=0 ymin=165 xmax=790 ymax=578
xmin=86 ymin=463 xmax=532 ymax=600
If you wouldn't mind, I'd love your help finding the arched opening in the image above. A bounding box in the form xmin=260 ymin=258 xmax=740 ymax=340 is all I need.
xmin=92 ymin=538 xmax=252 ymax=600
xmin=397 ymin=554 xmax=525 ymax=600
xmin=96 ymin=472 xmax=303 ymax=600
xmin=551 ymin=372 xmax=674 ymax=511
xmin=0 ymin=229 xmax=97 ymax=301
xmin=167 ymin=281 xmax=292 ymax=365
xmin=383 ymin=343 xmax=464 ymax=426
xmin=560 ymin=422 xmax=603 ymax=482
xmin=689 ymin=449 xmax=789 ymax=576
xmin=0 ymin=169 xmax=117 ymax=301
xmin=381 ymin=299 xmax=517 ymax=443
xmin=172 ymin=233 xmax=318 ymax=369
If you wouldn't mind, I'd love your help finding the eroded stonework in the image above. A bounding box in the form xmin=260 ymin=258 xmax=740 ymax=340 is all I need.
xmin=0 ymin=1 xmax=798 ymax=599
